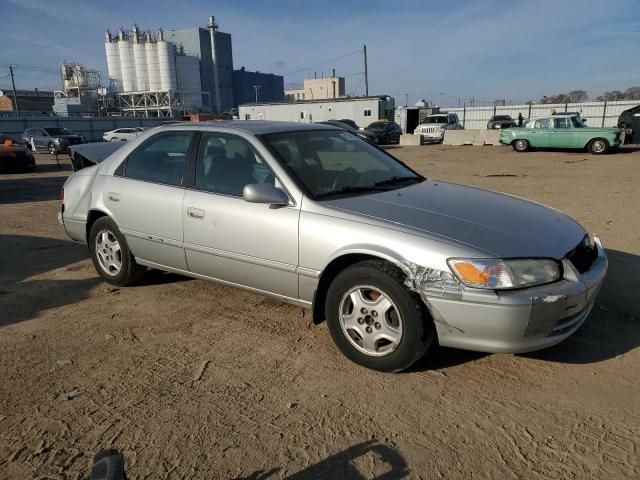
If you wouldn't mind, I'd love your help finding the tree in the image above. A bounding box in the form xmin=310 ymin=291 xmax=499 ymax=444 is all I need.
xmin=596 ymin=86 xmax=640 ymax=101
xmin=540 ymin=90 xmax=588 ymax=104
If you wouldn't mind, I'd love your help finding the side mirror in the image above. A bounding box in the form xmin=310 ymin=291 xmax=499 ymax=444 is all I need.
xmin=243 ymin=183 xmax=289 ymax=206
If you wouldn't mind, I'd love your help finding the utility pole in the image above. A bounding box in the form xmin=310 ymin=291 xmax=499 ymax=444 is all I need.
xmin=9 ymin=66 xmax=20 ymax=117
xmin=252 ymin=85 xmax=261 ymax=103
xmin=363 ymin=45 xmax=369 ymax=97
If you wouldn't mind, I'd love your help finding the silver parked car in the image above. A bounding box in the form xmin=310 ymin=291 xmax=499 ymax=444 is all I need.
xmin=58 ymin=121 xmax=607 ymax=372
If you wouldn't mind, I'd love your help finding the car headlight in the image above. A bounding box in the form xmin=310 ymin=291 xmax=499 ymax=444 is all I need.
xmin=447 ymin=258 xmax=561 ymax=290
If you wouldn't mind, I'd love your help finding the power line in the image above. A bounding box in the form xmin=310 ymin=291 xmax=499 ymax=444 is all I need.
xmin=284 ymin=49 xmax=361 ymax=77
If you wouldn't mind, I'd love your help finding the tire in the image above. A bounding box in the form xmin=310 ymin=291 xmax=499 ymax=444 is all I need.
xmin=512 ymin=139 xmax=530 ymax=152
xmin=48 ymin=143 xmax=57 ymax=155
xmin=325 ymin=259 xmax=434 ymax=372
xmin=588 ymin=138 xmax=609 ymax=155
xmin=89 ymin=217 xmax=146 ymax=286
xmin=110 ymin=137 xmax=119 ymax=142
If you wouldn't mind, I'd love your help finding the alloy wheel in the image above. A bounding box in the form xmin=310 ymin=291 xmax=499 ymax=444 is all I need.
xmin=95 ymin=229 xmax=122 ymax=276
xmin=339 ymin=285 xmax=403 ymax=357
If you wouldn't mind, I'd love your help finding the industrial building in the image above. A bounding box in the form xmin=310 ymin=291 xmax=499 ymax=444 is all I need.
xmin=104 ymin=16 xmax=283 ymax=117
xmin=284 ymin=73 xmax=346 ymax=101
xmin=0 ymin=89 xmax=54 ymax=114
xmin=232 ymin=67 xmax=284 ymax=107
xmin=239 ymin=96 xmax=395 ymax=127
xmin=53 ymin=63 xmax=101 ymax=117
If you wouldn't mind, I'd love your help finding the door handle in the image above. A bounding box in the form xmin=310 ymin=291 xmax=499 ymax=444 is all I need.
xmin=187 ymin=207 xmax=205 ymax=219
xmin=108 ymin=192 xmax=121 ymax=202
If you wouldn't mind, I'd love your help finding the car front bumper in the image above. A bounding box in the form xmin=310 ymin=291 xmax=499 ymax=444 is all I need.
xmin=415 ymin=132 xmax=444 ymax=142
xmin=426 ymin=236 xmax=608 ymax=353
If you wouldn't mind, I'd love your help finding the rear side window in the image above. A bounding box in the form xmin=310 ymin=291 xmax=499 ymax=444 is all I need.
xmin=124 ymin=132 xmax=193 ymax=186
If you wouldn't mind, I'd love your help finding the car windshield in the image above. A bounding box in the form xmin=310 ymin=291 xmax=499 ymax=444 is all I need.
xmin=423 ymin=116 xmax=448 ymax=124
xmin=263 ymin=130 xmax=424 ymax=199
xmin=493 ymin=116 xmax=511 ymax=121
xmin=44 ymin=127 xmax=71 ymax=135
xmin=366 ymin=122 xmax=388 ymax=130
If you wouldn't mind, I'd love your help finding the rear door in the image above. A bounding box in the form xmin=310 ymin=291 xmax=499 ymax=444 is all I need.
xmin=529 ymin=118 xmax=551 ymax=147
xmin=104 ymin=130 xmax=196 ymax=270
xmin=182 ymin=132 xmax=300 ymax=298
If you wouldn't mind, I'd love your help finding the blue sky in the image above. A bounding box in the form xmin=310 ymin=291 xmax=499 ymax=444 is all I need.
xmin=1 ymin=0 xmax=639 ymax=106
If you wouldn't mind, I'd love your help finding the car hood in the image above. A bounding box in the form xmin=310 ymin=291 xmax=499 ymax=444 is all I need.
xmin=416 ymin=123 xmax=446 ymax=128
xmin=324 ymin=180 xmax=586 ymax=258
xmin=56 ymin=135 xmax=83 ymax=140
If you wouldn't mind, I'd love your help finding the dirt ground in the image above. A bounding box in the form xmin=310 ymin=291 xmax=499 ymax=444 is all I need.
xmin=1 ymin=145 xmax=639 ymax=480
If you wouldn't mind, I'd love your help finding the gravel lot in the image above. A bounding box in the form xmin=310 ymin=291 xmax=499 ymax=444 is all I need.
xmin=1 ymin=145 xmax=639 ymax=479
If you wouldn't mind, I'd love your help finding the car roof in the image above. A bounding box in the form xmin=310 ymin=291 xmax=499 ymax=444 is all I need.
xmin=171 ymin=120 xmax=337 ymax=135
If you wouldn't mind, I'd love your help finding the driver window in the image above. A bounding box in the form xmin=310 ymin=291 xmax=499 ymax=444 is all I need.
xmin=195 ymin=134 xmax=275 ymax=197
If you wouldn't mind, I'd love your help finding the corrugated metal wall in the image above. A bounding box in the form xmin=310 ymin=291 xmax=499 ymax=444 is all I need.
xmin=0 ymin=117 xmax=169 ymax=142
xmin=445 ymin=100 xmax=639 ymax=130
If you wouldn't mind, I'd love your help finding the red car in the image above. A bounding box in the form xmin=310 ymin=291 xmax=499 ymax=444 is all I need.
xmin=0 ymin=134 xmax=35 ymax=171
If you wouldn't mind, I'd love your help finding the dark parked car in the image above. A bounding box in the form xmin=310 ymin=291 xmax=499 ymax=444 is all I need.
xmin=21 ymin=127 xmax=85 ymax=154
xmin=337 ymin=119 xmax=359 ymax=130
xmin=318 ymin=120 xmax=377 ymax=144
xmin=617 ymin=104 xmax=640 ymax=143
xmin=0 ymin=134 xmax=35 ymax=171
xmin=487 ymin=115 xmax=516 ymax=129
xmin=365 ymin=121 xmax=402 ymax=145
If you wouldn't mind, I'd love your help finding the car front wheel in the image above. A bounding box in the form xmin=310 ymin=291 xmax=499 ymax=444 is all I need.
xmin=325 ymin=260 xmax=434 ymax=372
xmin=588 ymin=138 xmax=609 ymax=155
xmin=89 ymin=217 xmax=146 ymax=286
xmin=48 ymin=143 xmax=57 ymax=155
xmin=513 ymin=139 xmax=530 ymax=152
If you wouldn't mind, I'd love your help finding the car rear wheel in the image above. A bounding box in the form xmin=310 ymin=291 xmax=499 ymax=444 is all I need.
xmin=325 ymin=259 xmax=434 ymax=372
xmin=89 ymin=217 xmax=146 ymax=286
xmin=588 ymin=138 xmax=609 ymax=155
xmin=110 ymin=137 xmax=119 ymax=142
xmin=513 ymin=139 xmax=530 ymax=152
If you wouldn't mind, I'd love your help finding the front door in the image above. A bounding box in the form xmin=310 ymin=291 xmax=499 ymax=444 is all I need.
xmin=182 ymin=132 xmax=299 ymax=299
xmin=104 ymin=131 xmax=195 ymax=270
xmin=34 ymin=129 xmax=48 ymax=150
xmin=550 ymin=117 xmax=580 ymax=148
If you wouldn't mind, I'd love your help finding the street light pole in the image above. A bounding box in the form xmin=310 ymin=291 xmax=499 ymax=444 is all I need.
xmin=252 ymin=84 xmax=261 ymax=103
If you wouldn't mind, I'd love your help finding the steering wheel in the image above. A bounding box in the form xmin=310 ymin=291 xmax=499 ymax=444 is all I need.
xmin=331 ymin=167 xmax=359 ymax=190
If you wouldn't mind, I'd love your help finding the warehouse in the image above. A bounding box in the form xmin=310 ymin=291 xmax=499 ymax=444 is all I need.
xmin=238 ymin=95 xmax=395 ymax=127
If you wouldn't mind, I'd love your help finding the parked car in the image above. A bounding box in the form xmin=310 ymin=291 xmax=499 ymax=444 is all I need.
xmin=103 ymin=128 xmax=144 ymax=142
xmin=59 ymin=121 xmax=607 ymax=372
xmin=413 ymin=113 xmax=463 ymax=143
xmin=0 ymin=134 xmax=35 ymax=171
xmin=318 ymin=120 xmax=377 ymax=144
xmin=500 ymin=114 xmax=622 ymax=154
xmin=337 ymin=119 xmax=359 ymax=130
xmin=365 ymin=121 xmax=402 ymax=144
xmin=21 ymin=127 xmax=85 ymax=154
xmin=487 ymin=115 xmax=516 ymax=130
xmin=617 ymin=104 xmax=640 ymax=144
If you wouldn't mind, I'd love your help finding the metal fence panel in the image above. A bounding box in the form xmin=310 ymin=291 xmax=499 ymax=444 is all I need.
xmin=446 ymin=100 xmax=638 ymax=130
xmin=0 ymin=116 xmax=170 ymax=141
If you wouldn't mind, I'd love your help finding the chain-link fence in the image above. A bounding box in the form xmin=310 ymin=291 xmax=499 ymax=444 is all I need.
xmin=445 ymin=100 xmax=638 ymax=130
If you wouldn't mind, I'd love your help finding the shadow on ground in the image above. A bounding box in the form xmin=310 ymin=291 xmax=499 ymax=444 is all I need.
xmin=239 ymin=440 xmax=408 ymax=480
xmin=0 ymin=175 xmax=68 ymax=204
xmin=0 ymin=234 xmax=99 ymax=327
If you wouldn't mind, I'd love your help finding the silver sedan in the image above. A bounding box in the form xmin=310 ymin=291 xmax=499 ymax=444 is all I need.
xmin=58 ymin=121 xmax=607 ymax=372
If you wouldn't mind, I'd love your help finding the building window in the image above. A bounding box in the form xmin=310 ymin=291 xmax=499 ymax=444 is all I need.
xmin=300 ymin=112 xmax=304 ymax=119
xmin=364 ymin=109 xmax=372 ymax=117
xmin=245 ymin=114 xmax=251 ymax=120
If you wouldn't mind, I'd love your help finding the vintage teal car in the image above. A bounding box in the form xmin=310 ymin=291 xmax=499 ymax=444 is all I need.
xmin=500 ymin=114 xmax=622 ymax=154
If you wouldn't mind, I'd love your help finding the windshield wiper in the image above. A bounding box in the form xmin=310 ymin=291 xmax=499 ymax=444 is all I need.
xmin=373 ymin=175 xmax=425 ymax=187
xmin=315 ymin=185 xmax=388 ymax=200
